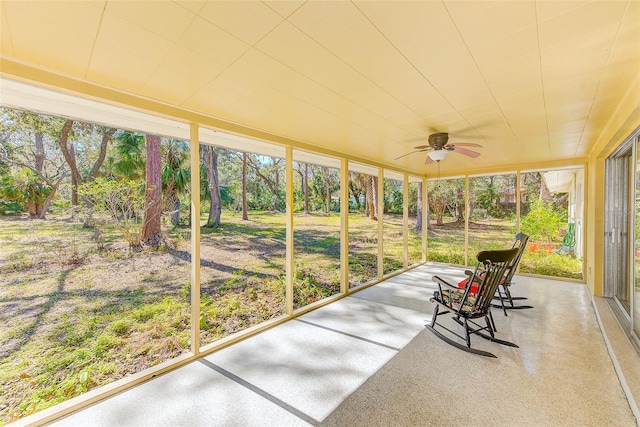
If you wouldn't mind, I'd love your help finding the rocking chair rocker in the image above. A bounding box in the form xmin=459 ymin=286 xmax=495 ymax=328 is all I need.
xmin=427 ymin=248 xmax=519 ymax=358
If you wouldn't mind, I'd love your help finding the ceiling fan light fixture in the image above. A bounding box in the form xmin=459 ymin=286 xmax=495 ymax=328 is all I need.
xmin=428 ymin=150 xmax=448 ymax=162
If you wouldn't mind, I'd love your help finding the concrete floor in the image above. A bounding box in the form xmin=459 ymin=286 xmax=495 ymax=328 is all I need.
xmin=44 ymin=264 xmax=637 ymax=427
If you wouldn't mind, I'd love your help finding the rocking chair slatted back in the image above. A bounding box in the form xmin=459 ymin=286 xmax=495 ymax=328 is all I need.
xmin=504 ymin=233 xmax=529 ymax=285
xmin=472 ymin=248 xmax=520 ymax=315
xmin=492 ymin=233 xmax=532 ymax=315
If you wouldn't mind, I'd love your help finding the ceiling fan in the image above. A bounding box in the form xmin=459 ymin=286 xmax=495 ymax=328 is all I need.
xmin=395 ymin=132 xmax=482 ymax=164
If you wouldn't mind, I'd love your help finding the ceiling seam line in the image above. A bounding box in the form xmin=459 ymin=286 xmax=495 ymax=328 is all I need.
xmin=178 ymin=3 xmax=272 ymax=107
xmin=248 ymin=32 xmax=422 ymax=143
xmin=273 ymin=2 xmax=435 ymax=138
xmin=2 ymin=2 xmax=16 ymax=56
xmin=140 ymin=7 xmax=206 ymax=96
xmin=216 ymin=54 xmax=409 ymax=158
xmin=534 ymin=1 xmax=552 ymax=161
xmin=440 ymin=0 xmax=518 ymax=144
xmin=261 ymin=0 xmax=306 ymax=21
xmin=350 ymin=0 xmax=466 ymax=130
xmin=84 ymin=0 xmax=108 ymax=79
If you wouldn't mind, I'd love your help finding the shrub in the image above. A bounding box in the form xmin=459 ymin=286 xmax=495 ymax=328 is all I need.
xmin=521 ymin=198 xmax=566 ymax=243
xmin=78 ymin=178 xmax=146 ymax=250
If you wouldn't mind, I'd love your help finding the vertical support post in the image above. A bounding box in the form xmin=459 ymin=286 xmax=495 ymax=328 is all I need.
xmin=378 ymin=167 xmax=384 ymax=279
xmin=515 ymin=171 xmax=521 ymax=233
xmin=403 ymin=174 xmax=409 ymax=269
xmin=285 ymin=146 xmax=294 ymax=315
xmin=422 ymin=177 xmax=427 ymax=262
xmin=582 ymin=163 xmax=588 ymax=284
xmin=189 ymin=123 xmax=201 ymax=356
xmin=340 ymin=158 xmax=349 ymax=294
xmin=464 ymin=175 xmax=470 ymax=266
xmin=515 ymin=171 xmax=522 ymax=273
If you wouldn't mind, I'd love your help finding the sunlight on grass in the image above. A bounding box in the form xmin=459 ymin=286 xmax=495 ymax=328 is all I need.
xmin=0 ymin=207 xmax=581 ymax=423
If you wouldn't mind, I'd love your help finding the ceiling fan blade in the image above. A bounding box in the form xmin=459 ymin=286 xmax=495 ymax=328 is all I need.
xmin=413 ymin=145 xmax=430 ymax=149
xmin=424 ymin=156 xmax=434 ymax=165
xmin=452 ymin=147 xmax=481 ymax=158
xmin=448 ymin=142 xmax=482 ymax=148
xmin=394 ymin=149 xmax=428 ymax=160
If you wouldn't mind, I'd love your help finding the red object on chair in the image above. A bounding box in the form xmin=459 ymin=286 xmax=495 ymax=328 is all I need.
xmin=457 ymin=277 xmax=479 ymax=294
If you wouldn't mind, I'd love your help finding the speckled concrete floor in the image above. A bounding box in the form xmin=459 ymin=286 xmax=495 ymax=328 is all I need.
xmin=46 ymin=264 xmax=637 ymax=427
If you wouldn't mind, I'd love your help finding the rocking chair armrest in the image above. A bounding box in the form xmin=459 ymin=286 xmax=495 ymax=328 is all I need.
xmin=432 ymin=275 xmax=459 ymax=290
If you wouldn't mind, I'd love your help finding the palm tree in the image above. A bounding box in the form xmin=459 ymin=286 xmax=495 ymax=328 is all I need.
xmin=114 ymin=131 xmax=145 ymax=180
xmin=161 ymin=139 xmax=190 ymax=226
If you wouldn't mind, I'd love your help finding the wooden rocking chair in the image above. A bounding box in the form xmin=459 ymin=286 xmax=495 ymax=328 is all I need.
xmin=427 ymin=248 xmax=519 ymax=358
xmin=457 ymin=233 xmax=532 ymax=316
xmin=492 ymin=233 xmax=532 ymax=315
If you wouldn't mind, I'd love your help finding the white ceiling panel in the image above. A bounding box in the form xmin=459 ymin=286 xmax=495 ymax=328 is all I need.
xmin=290 ymin=1 xmax=409 ymax=84
xmin=255 ymin=21 xmax=376 ymax=100
xmin=106 ymin=1 xmax=196 ymax=42
xmin=86 ymin=47 xmax=158 ymax=94
xmin=357 ymin=1 xmax=468 ymax=62
xmin=263 ymin=0 xmax=306 ymax=19
xmin=198 ymin=1 xmax=283 ymax=45
xmin=0 ymin=4 xmax=13 ymax=56
xmin=470 ymin=27 xmax=539 ymax=70
xmin=0 ymin=0 xmax=637 ymax=177
xmin=537 ymin=1 xmax=628 ymax=49
xmin=445 ymin=0 xmax=537 ymax=48
xmin=2 ymin=1 xmax=103 ymax=76
xmin=178 ymin=16 xmax=249 ymax=66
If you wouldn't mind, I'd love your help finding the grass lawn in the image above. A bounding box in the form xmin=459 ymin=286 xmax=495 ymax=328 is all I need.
xmin=426 ymin=217 xmax=583 ymax=279
xmin=0 ymin=211 xmax=580 ymax=423
xmin=0 ymin=210 xmax=407 ymax=423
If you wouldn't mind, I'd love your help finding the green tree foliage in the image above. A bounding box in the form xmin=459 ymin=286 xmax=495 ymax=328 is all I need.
xmin=384 ymin=178 xmax=403 ymax=214
xmin=0 ymin=108 xmax=70 ymax=218
xmin=348 ymin=172 xmax=365 ymax=212
xmin=113 ymin=131 xmax=146 ymax=180
xmin=161 ymin=139 xmax=190 ymax=226
xmin=428 ymin=178 xmax=461 ymax=225
xmin=469 ymin=174 xmax=516 ymax=219
xmin=308 ymin=165 xmax=340 ymax=212
xmin=0 ymin=168 xmax=52 ymax=215
xmin=520 ymin=198 xmax=566 ymax=243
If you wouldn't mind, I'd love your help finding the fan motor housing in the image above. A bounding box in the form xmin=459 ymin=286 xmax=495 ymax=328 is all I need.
xmin=428 ymin=132 xmax=449 ymax=149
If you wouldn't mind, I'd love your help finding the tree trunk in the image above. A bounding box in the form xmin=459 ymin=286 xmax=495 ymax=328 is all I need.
xmin=34 ymin=132 xmax=45 ymax=174
xmin=415 ymin=182 xmax=423 ymax=231
xmin=37 ymin=174 xmax=67 ymax=220
xmin=58 ymin=123 xmax=114 ymax=218
xmin=70 ymin=142 xmax=78 ymax=207
xmin=57 ymin=120 xmax=79 ymax=204
xmin=323 ymin=167 xmax=331 ymax=213
xmin=303 ymin=163 xmax=309 ymax=214
xmin=202 ymin=145 xmax=221 ymax=227
xmin=142 ymin=134 xmax=163 ymax=245
xmin=273 ymin=158 xmax=279 ymax=212
xmin=33 ymin=131 xmax=46 ymax=218
xmin=431 ymin=196 xmax=446 ymax=226
xmin=170 ymin=198 xmax=180 ymax=226
xmin=348 ymin=175 xmax=362 ymax=210
xmin=366 ymin=175 xmax=378 ymax=220
xmin=426 ymin=192 xmax=432 ymax=229
xmin=242 ymin=152 xmax=248 ymax=220
xmin=456 ymin=187 xmax=464 ymax=222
